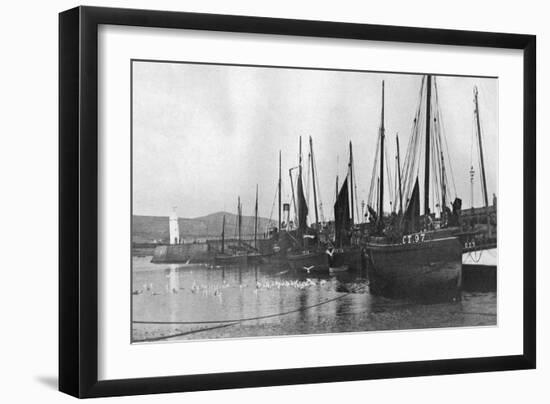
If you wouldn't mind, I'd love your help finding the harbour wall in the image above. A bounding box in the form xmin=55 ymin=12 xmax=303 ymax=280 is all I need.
xmin=150 ymin=237 xmax=275 ymax=263
xmin=151 ymin=243 xmax=210 ymax=263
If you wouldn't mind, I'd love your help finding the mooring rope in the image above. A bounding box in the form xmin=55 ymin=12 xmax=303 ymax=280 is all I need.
xmin=133 ymin=322 xmax=240 ymax=343
xmin=467 ymin=249 xmax=483 ymax=263
xmin=132 ymin=292 xmax=351 ymax=342
xmin=133 ymin=293 xmax=351 ymax=325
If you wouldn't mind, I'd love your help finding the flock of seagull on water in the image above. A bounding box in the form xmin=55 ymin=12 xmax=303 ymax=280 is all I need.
xmin=132 ymin=276 xmax=331 ymax=298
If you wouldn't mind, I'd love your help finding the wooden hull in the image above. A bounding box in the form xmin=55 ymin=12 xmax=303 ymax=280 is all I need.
xmin=287 ymin=251 xmax=330 ymax=272
xmin=247 ymin=253 xmax=270 ymax=265
xmin=366 ymin=233 xmax=462 ymax=300
xmin=329 ymin=265 xmax=349 ymax=273
xmin=214 ymin=254 xmax=248 ymax=266
xmin=263 ymin=253 xmax=289 ymax=266
xmin=462 ymin=247 xmax=497 ymax=291
xmin=330 ymin=248 xmax=363 ymax=271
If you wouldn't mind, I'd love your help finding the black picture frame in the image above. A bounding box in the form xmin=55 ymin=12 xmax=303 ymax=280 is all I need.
xmin=59 ymin=5 xmax=536 ymax=398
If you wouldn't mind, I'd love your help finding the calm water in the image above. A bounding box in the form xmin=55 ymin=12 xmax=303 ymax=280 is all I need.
xmin=132 ymin=256 xmax=496 ymax=342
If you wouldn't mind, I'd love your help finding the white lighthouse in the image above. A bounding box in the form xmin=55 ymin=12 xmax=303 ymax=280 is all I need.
xmin=169 ymin=207 xmax=180 ymax=245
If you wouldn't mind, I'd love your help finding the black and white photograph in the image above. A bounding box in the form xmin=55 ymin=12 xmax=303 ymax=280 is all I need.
xmin=0 ymin=0 xmax=544 ymax=401
xmin=131 ymin=61 xmax=498 ymax=343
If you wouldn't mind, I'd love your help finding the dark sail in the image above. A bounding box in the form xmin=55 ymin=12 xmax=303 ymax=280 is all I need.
xmin=334 ymin=177 xmax=351 ymax=247
xmin=403 ymin=178 xmax=420 ymax=234
xmin=297 ymin=171 xmax=308 ymax=232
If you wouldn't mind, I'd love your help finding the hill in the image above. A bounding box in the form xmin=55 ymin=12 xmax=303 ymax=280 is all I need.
xmin=132 ymin=212 xmax=276 ymax=244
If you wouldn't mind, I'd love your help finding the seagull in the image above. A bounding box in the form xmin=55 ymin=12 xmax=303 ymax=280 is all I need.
xmin=303 ymin=265 xmax=315 ymax=273
xmin=303 ymin=235 xmax=315 ymax=239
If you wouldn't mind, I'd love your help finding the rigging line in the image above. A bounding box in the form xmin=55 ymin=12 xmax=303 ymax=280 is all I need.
xmin=268 ymin=183 xmax=278 ymax=225
xmin=384 ymin=143 xmax=394 ymax=211
xmin=312 ymin=150 xmax=326 ymax=223
xmin=133 ymin=293 xmax=352 ymax=325
xmin=233 ymin=203 xmax=238 ymax=238
xmin=433 ymin=81 xmax=455 ymax=200
xmin=393 ymin=155 xmax=398 ymax=211
xmin=432 ymin=134 xmax=442 ymax=212
xmin=470 ymin=115 xmax=477 ymax=207
xmin=403 ymin=85 xmax=425 ymax=205
xmin=433 ymin=113 xmax=445 ymax=210
xmin=476 ymin=110 xmax=489 ymax=204
xmin=368 ymin=134 xmax=381 ymax=207
xmin=133 ymin=322 xmax=239 ymax=343
xmin=305 ymin=152 xmax=312 ymax=219
xmin=438 ymin=104 xmax=457 ymax=199
xmin=291 ymin=169 xmax=298 ymax=224
xmin=369 ymin=134 xmax=380 ymax=201
xmin=401 ymin=115 xmax=417 ymax=198
xmin=436 ymin=109 xmax=450 ymax=204
xmin=405 ymin=104 xmax=422 ymax=204
xmin=352 ymin=158 xmax=360 ymax=221
xmin=477 ymin=140 xmax=484 ymax=207
xmin=470 ymin=114 xmax=475 ymax=168
xmin=472 ymin=106 xmax=485 ymax=206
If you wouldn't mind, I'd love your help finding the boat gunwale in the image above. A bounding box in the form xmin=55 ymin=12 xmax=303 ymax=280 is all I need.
xmin=365 ymin=235 xmax=461 ymax=251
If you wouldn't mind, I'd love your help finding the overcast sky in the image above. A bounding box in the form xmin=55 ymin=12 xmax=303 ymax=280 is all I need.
xmin=132 ymin=60 xmax=498 ymax=221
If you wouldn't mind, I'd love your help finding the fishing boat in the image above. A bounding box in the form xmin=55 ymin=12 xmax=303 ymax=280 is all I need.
xmin=365 ymin=77 xmax=463 ymax=300
xmin=214 ymin=198 xmax=249 ymax=266
xmin=288 ymin=250 xmax=330 ymax=272
xmin=367 ymin=227 xmax=462 ymax=298
xmin=261 ymin=151 xmax=294 ymax=266
xmin=329 ymin=264 xmax=349 ymax=274
xmin=287 ymin=136 xmax=330 ymax=272
xmin=215 ymin=254 xmax=248 ymax=265
xmin=330 ymin=141 xmax=364 ymax=271
xmin=460 ymin=86 xmax=497 ymax=291
xmin=246 ymin=185 xmax=271 ymax=265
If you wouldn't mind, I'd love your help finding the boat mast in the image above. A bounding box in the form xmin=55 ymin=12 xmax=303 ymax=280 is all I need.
xmin=376 ymin=178 xmax=380 ymax=215
xmin=289 ymin=168 xmax=297 ymax=226
xmin=336 ymin=155 xmax=339 ymax=201
xmin=349 ymin=141 xmax=354 ymax=224
xmin=424 ymin=75 xmax=432 ymax=215
xmin=474 ymin=86 xmax=489 ymax=208
xmin=299 ymin=137 xmax=302 ymax=229
xmin=378 ymin=81 xmax=385 ymax=222
xmin=237 ymin=196 xmax=242 ymax=247
xmin=221 ymin=215 xmax=225 ymax=254
xmin=299 ymin=136 xmax=302 ymax=177
xmin=441 ymin=151 xmax=447 ymax=210
xmin=278 ymin=151 xmax=282 ymax=231
xmin=396 ymin=133 xmax=403 ymax=214
xmin=309 ymin=136 xmax=319 ymax=227
xmin=254 ymin=184 xmax=258 ymax=250
xmin=470 ymin=166 xmax=475 ymax=208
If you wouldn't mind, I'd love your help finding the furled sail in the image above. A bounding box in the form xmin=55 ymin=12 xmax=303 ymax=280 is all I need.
xmin=297 ymin=171 xmax=309 ymax=232
xmin=403 ymin=178 xmax=420 ymax=234
xmin=334 ymin=177 xmax=351 ymax=247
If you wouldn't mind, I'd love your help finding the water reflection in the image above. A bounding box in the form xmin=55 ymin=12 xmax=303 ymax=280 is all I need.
xmin=132 ymin=257 xmax=496 ymax=342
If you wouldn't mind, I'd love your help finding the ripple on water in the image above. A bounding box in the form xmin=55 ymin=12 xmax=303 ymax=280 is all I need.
xmin=131 ymin=256 xmax=496 ymax=342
